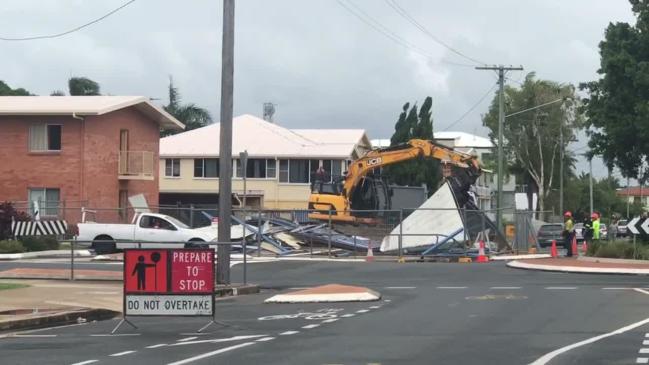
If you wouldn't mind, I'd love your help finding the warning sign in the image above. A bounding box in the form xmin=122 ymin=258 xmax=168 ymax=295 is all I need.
xmin=123 ymin=248 xmax=214 ymax=316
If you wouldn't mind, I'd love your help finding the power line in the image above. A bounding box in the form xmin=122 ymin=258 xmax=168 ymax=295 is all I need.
xmin=383 ymin=0 xmax=486 ymax=66
xmin=442 ymin=82 xmax=498 ymax=131
xmin=0 ymin=0 xmax=136 ymax=41
xmin=335 ymin=0 xmax=475 ymax=67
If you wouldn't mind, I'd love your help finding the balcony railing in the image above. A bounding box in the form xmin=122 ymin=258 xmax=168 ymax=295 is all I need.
xmin=118 ymin=151 xmax=154 ymax=180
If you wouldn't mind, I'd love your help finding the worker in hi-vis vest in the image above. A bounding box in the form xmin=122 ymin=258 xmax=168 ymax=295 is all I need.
xmin=563 ymin=211 xmax=575 ymax=257
xmin=592 ymin=212 xmax=601 ymax=242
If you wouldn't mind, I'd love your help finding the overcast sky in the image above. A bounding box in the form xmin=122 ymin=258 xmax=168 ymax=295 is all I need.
xmin=0 ymin=0 xmax=636 ymax=179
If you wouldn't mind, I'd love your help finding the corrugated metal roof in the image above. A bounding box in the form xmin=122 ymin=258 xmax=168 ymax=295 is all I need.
xmin=0 ymin=96 xmax=184 ymax=130
xmin=160 ymin=114 xmax=367 ymax=158
xmin=372 ymin=132 xmax=493 ymax=149
xmin=617 ymin=187 xmax=649 ymax=197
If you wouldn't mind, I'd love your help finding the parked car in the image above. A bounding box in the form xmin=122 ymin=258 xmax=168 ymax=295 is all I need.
xmin=77 ymin=212 xmax=222 ymax=254
xmin=537 ymin=223 xmax=564 ymax=248
xmin=617 ymin=219 xmax=628 ymax=237
xmin=574 ymin=223 xmax=585 ymax=242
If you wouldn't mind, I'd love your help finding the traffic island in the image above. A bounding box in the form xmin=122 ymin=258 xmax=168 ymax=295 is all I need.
xmin=507 ymin=257 xmax=649 ymax=275
xmin=0 ymin=268 xmax=121 ymax=281
xmin=264 ymin=284 xmax=381 ymax=303
xmin=0 ymin=308 xmax=118 ymax=333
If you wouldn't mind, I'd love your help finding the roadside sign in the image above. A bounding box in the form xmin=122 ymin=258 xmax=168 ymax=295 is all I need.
xmin=123 ymin=249 xmax=214 ymax=316
xmin=628 ymin=217 xmax=642 ymax=235
xmin=641 ymin=219 xmax=649 ymax=236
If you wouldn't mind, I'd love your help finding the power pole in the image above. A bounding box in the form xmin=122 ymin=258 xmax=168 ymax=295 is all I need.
xmin=559 ymin=103 xmax=564 ymax=218
xmin=217 ymin=0 xmax=235 ymax=285
xmin=589 ymin=157 xmax=593 ymax=215
xmin=475 ymin=65 xmax=523 ymax=231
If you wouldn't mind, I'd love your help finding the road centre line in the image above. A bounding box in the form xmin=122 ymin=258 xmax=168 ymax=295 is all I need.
xmin=279 ymin=331 xmax=300 ymax=336
xmin=256 ymin=337 xmax=275 ymax=342
xmin=644 ymin=340 xmax=649 ymax=345
xmin=167 ymin=342 xmax=256 ymax=365
xmin=302 ymin=324 xmax=320 ymax=329
xmin=369 ymin=305 xmax=381 ymax=309
xmin=11 ymin=334 xmax=57 ymax=338
xmin=602 ymin=287 xmax=634 ymax=290
xmin=530 ymin=316 xmax=649 ymax=365
xmin=635 ymin=289 xmax=649 ymax=296
xmin=490 ymin=287 xmax=521 ymax=290
xmin=641 ymin=349 xmax=649 ymax=354
xmin=70 ymin=361 xmax=98 ymax=365
xmin=383 ymin=286 xmax=416 ymax=289
xmin=109 ymin=350 xmax=135 ymax=357
xmin=437 ymin=286 xmax=467 ymax=289
xmin=340 ymin=314 xmax=355 ymax=318
xmin=545 ymin=287 xmax=577 ymax=290
xmin=146 ymin=344 xmax=167 ymax=349
xmin=646 ymin=333 xmax=649 ymax=338
xmin=177 ymin=337 xmax=197 ymax=342
xmin=356 ymin=309 xmax=369 ymax=313
xmin=91 ymin=334 xmax=140 ymax=337
xmin=169 ymin=335 xmax=266 ymax=346
xmin=638 ymin=358 xmax=649 ymax=364
xmin=321 ymin=319 xmax=339 ymax=323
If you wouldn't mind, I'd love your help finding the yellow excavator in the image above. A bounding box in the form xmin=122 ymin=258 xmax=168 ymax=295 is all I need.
xmin=307 ymin=139 xmax=482 ymax=224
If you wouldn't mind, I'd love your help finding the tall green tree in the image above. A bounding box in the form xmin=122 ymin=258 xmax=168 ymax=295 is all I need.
xmin=0 ymin=81 xmax=31 ymax=96
xmin=161 ymin=77 xmax=212 ymax=136
xmin=384 ymin=96 xmax=441 ymax=193
xmin=482 ymin=73 xmax=582 ymax=213
xmin=68 ymin=77 xmax=101 ymax=96
xmin=581 ymin=0 xmax=649 ymax=180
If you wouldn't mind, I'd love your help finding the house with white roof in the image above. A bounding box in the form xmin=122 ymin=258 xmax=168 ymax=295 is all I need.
xmin=159 ymin=114 xmax=371 ymax=209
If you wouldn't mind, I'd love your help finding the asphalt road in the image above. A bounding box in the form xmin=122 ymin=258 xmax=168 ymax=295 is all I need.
xmin=2 ymin=260 xmax=649 ymax=364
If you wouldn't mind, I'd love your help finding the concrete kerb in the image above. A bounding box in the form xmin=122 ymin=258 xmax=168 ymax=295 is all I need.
xmin=0 ymin=308 xmax=118 ymax=333
xmin=0 ymin=250 xmax=93 ymax=261
xmin=507 ymin=260 xmax=649 ymax=275
xmin=490 ymin=254 xmax=552 ymax=261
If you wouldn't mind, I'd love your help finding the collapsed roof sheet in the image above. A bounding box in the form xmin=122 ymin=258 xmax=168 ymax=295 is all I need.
xmin=380 ymin=182 xmax=463 ymax=252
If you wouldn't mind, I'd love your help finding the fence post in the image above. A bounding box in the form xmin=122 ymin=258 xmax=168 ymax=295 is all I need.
xmin=481 ymin=210 xmax=486 ymax=250
xmin=257 ymin=209 xmax=262 ymax=257
xmin=242 ymin=208 xmax=247 ymax=285
xmin=189 ymin=204 xmax=195 ymax=228
xmin=462 ymin=208 xmax=468 ymax=256
xmin=328 ymin=210 xmax=332 ymax=258
xmin=70 ymin=236 xmax=75 ymax=281
xmin=353 ymin=234 xmax=357 ymax=259
xmin=398 ymin=209 xmax=404 ymax=260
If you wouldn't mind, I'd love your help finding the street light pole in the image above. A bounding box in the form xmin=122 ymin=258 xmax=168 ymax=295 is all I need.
xmin=217 ymin=0 xmax=235 ymax=285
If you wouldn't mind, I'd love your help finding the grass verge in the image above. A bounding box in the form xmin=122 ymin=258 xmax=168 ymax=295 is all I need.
xmin=0 ymin=283 xmax=29 ymax=291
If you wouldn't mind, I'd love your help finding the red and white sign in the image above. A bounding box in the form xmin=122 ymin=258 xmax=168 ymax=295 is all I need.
xmin=170 ymin=250 xmax=214 ymax=293
xmin=123 ymin=248 xmax=214 ymax=316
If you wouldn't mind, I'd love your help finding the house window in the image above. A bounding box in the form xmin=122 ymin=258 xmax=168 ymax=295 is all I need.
xmin=266 ymin=159 xmax=277 ymax=178
xmin=165 ymin=159 xmax=180 ymax=177
xmin=332 ymin=160 xmax=342 ymax=180
xmin=30 ymin=124 xmax=61 ymax=152
xmin=28 ymin=188 xmax=60 ymax=217
xmin=289 ymin=159 xmax=310 ymax=183
xmin=194 ymin=158 xmax=219 ymax=178
xmin=279 ymin=160 xmax=289 ymax=182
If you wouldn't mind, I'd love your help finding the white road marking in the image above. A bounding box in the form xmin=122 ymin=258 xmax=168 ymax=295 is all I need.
xmin=641 ymin=349 xmax=649 ymax=354
xmin=11 ymin=334 xmax=57 ymax=338
xmin=369 ymin=305 xmax=381 ymax=309
xmin=256 ymin=337 xmax=275 ymax=342
xmin=602 ymin=287 xmax=633 ymax=290
xmin=644 ymin=340 xmax=649 ymax=346
xmin=177 ymin=337 xmax=198 ymax=342
xmin=170 ymin=335 xmax=267 ymax=346
xmin=529 ymin=316 xmax=649 ymax=365
xmin=70 ymin=361 xmax=98 ymax=365
xmin=302 ymin=324 xmax=320 ymax=329
xmin=383 ymin=286 xmax=416 ymax=289
xmin=437 ymin=286 xmax=467 ymax=289
xmin=490 ymin=287 xmax=521 ymax=290
xmin=635 ymin=289 xmax=649 ymax=296
xmin=109 ymin=350 xmax=135 ymax=357
xmin=167 ymin=342 xmax=256 ymax=365
xmin=321 ymin=319 xmax=339 ymax=323
xmin=637 ymin=357 xmax=649 ymax=364
xmin=356 ymin=309 xmax=369 ymax=313
xmin=340 ymin=314 xmax=355 ymax=318
xmin=384 ymin=299 xmax=391 ymax=303
xmin=90 ymin=334 xmax=140 ymax=337
xmin=279 ymin=331 xmax=300 ymax=336
xmin=146 ymin=344 xmax=167 ymax=349
xmin=646 ymin=333 xmax=649 ymax=338
xmin=544 ymin=287 xmax=577 ymax=290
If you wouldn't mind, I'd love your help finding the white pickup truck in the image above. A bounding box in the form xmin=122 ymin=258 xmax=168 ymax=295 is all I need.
xmin=77 ymin=212 xmax=221 ymax=253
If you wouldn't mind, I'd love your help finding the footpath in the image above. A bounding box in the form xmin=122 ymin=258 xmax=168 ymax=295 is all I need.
xmin=507 ymin=256 xmax=649 ymax=275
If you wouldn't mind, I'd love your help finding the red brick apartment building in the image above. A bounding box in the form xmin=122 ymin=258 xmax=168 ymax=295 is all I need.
xmin=0 ymin=96 xmax=184 ymax=223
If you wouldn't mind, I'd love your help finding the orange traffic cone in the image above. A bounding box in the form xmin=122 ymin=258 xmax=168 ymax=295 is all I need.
xmin=476 ymin=240 xmax=489 ymax=263
xmin=582 ymin=240 xmax=588 ymax=255
xmin=550 ymin=240 xmax=558 ymax=258
xmin=571 ymin=236 xmax=578 ymax=257
xmin=365 ymin=243 xmax=374 ymax=262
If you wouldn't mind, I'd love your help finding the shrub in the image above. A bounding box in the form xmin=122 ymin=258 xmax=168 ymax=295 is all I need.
xmin=0 ymin=240 xmax=25 ymax=253
xmin=0 ymin=202 xmax=30 ymax=240
xmin=19 ymin=236 xmax=59 ymax=252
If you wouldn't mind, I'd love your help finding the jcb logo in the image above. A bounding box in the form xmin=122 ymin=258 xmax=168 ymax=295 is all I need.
xmin=367 ymin=157 xmax=382 ymax=166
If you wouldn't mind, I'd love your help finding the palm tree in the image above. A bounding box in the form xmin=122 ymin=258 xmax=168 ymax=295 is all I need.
xmin=162 ymin=77 xmax=212 ymax=136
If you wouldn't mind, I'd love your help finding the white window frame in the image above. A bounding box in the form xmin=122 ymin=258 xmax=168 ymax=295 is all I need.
xmin=28 ymin=187 xmax=60 ymax=217
xmin=194 ymin=158 xmax=219 ymax=178
xmin=29 ymin=123 xmax=62 ymax=152
xmin=165 ymin=158 xmax=181 ymax=177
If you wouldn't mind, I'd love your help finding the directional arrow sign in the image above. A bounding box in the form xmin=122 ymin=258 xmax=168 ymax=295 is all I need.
xmin=641 ymin=218 xmax=649 ymax=236
xmin=628 ymin=217 xmax=641 ymax=235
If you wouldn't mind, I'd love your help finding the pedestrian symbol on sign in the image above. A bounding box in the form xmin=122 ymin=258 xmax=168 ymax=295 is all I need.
xmin=132 ymin=255 xmax=156 ymax=290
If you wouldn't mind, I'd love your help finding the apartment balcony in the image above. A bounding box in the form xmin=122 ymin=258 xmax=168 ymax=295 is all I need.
xmin=118 ymin=151 xmax=154 ymax=180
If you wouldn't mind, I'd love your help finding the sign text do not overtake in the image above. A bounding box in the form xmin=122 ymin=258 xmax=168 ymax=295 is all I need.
xmin=123 ymin=248 xmax=214 ymax=316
